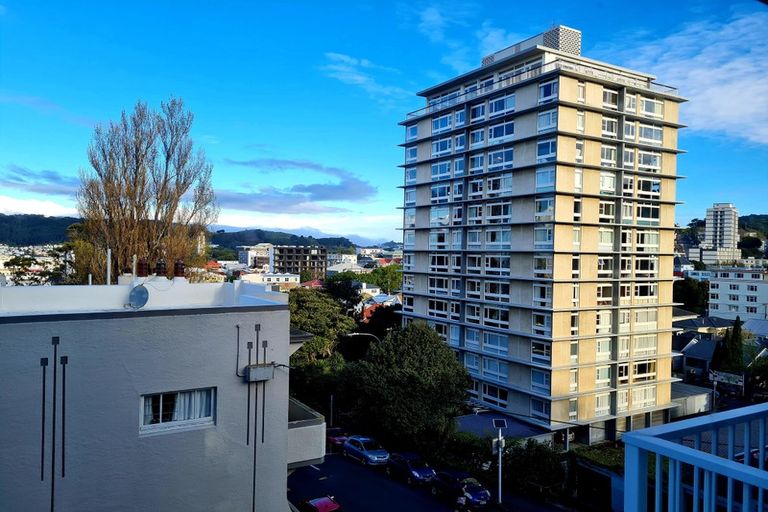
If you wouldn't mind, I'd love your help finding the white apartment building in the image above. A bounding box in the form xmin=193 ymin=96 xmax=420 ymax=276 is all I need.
xmin=399 ymin=26 xmax=684 ymax=442
xmin=327 ymin=252 xmax=358 ymax=267
xmin=691 ymin=203 xmax=741 ymax=265
xmin=703 ymin=203 xmax=739 ymax=251
xmin=0 ymin=278 xmax=324 ymax=511
xmin=708 ymin=268 xmax=768 ymax=321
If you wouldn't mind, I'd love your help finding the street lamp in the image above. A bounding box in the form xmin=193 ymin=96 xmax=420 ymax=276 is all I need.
xmin=343 ymin=332 xmax=383 ymax=344
xmin=492 ymin=418 xmax=507 ymax=505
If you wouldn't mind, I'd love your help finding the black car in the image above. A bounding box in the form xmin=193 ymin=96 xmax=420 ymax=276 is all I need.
xmin=385 ymin=452 xmax=436 ymax=485
xmin=430 ymin=471 xmax=491 ymax=509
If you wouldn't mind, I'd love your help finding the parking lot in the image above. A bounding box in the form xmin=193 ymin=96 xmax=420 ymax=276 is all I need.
xmin=289 ymin=454 xmax=454 ymax=511
xmin=288 ymin=453 xmax=562 ymax=512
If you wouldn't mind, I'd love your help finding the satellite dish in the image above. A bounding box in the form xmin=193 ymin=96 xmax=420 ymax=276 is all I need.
xmin=128 ymin=284 xmax=149 ymax=309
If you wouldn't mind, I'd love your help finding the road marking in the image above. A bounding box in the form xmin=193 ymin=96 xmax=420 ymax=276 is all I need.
xmin=318 ymin=476 xmax=328 ymax=481
xmin=310 ymin=465 xmax=321 ymax=471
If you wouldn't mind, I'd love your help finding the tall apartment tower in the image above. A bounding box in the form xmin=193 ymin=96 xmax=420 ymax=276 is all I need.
xmin=399 ymin=26 xmax=685 ymax=442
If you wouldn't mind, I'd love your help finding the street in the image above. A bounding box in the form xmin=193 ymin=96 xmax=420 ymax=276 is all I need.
xmin=288 ymin=453 xmax=564 ymax=512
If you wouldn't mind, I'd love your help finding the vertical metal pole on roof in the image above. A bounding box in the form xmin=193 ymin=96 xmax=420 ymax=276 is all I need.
xmin=106 ymin=248 xmax=111 ymax=285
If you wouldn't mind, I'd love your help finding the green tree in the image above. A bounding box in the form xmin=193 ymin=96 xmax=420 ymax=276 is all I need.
xmin=738 ymin=236 xmax=764 ymax=258
xmin=358 ymin=303 xmax=402 ymax=343
xmin=289 ymin=288 xmax=356 ymax=366
xmin=208 ymin=246 xmax=237 ymax=261
xmin=299 ymin=269 xmax=313 ymax=283
xmin=288 ymin=287 xmax=355 ymax=415
xmin=691 ymin=260 xmax=706 ymax=271
xmin=4 ymin=255 xmax=42 ymax=285
xmin=360 ymin=264 xmax=402 ymax=294
xmin=713 ymin=317 xmax=745 ymax=372
xmin=324 ymin=271 xmax=361 ymax=311
xmin=673 ymin=277 xmax=709 ymax=315
xmin=503 ymin=439 xmax=565 ymax=496
xmin=340 ymin=321 xmax=470 ymax=450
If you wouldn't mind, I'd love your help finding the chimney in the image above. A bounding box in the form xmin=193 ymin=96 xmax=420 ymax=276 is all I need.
xmin=155 ymin=259 xmax=167 ymax=277
xmin=174 ymin=259 xmax=185 ymax=278
xmin=137 ymin=258 xmax=149 ymax=277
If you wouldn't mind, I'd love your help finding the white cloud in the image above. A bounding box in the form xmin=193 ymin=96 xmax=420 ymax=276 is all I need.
xmin=418 ymin=6 xmax=450 ymax=43
xmin=408 ymin=5 xmax=525 ymax=74
xmin=597 ymin=10 xmax=768 ymax=144
xmin=475 ymin=22 xmax=523 ymax=58
xmin=0 ymin=195 xmax=77 ymax=217
xmin=321 ymin=53 xmax=410 ymax=104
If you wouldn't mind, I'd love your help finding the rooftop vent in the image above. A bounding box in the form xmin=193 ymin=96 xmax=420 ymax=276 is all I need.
xmin=481 ymin=25 xmax=581 ymax=67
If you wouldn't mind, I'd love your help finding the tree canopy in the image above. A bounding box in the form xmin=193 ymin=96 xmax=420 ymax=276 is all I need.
xmin=76 ymin=97 xmax=217 ymax=283
xmin=673 ymin=278 xmax=709 ymax=315
xmin=340 ymin=321 xmax=470 ymax=449
xmin=324 ymin=271 xmax=362 ymax=311
xmin=289 ymin=287 xmax=356 ymax=366
xmin=713 ymin=316 xmax=745 ymax=372
xmin=359 ymin=264 xmax=402 ymax=294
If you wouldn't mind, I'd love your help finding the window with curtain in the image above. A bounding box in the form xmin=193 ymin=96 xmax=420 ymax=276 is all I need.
xmin=141 ymin=388 xmax=215 ymax=432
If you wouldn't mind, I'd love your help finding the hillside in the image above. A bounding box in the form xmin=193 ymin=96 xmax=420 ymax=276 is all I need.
xmin=210 ymin=229 xmax=354 ymax=250
xmin=0 ymin=214 xmax=356 ymax=250
xmin=739 ymin=214 xmax=768 ymax=238
xmin=0 ymin=214 xmax=80 ymax=245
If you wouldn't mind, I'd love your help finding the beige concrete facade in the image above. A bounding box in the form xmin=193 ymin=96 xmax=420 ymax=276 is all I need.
xmin=399 ymin=27 xmax=685 ymax=442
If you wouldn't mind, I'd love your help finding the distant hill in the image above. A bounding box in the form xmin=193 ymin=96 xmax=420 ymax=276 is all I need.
xmin=210 ymin=229 xmax=355 ymax=250
xmin=0 ymin=214 xmax=356 ymax=250
xmin=740 ymin=214 xmax=768 ymax=238
xmin=0 ymin=214 xmax=80 ymax=246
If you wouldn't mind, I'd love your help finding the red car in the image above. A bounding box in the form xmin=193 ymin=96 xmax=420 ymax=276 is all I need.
xmin=298 ymin=496 xmax=342 ymax=512
xmin=326 ymin=427 xmax=349 ymax=452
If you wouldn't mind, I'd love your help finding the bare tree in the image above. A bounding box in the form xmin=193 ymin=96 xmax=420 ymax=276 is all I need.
xmin=76 ymin=98 xmax=218 ymax=282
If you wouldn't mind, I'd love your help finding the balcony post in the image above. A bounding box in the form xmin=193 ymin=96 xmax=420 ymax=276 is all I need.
xmin=624 ymin=441 xmax=649 ymax=512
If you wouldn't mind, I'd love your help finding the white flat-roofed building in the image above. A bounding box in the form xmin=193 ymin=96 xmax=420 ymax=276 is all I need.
xmin=0 ymin=278 xmax=324 ymax=512
xmin=708 ymin=268 xmax=768 ymax=321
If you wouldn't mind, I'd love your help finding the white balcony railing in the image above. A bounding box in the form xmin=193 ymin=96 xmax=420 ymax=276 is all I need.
xmin=624 ymin=402 xmax=768 ymax=512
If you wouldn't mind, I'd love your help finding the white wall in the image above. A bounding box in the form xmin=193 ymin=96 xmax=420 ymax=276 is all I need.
xmin=0 ymin=306 xmax=291 ymax=512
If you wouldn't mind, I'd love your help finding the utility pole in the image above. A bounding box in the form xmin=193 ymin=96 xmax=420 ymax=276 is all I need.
xmin=492 ymin=419 xmax=507 ymax=505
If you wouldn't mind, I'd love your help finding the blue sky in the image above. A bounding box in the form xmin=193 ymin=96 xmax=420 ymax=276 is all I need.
xmin=0 ymin=1 xmax=766 ymax=242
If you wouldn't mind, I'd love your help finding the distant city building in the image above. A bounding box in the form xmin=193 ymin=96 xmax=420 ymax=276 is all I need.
xmin=327 ymin=253 xmax=357 ymax=267
xmin=326 ymin=262 xmax=371 ymax=277
xmin=708 ymin=268 xmax=768 ymax=320
xmin=689 ymin=203 xmax=741 ymax=265
xmin=703 ymin=203 xmax=739 ymax=250
xmin=241 ymin=272 xmax=300 ymax=291
xmin=400 ymin=25 xmax=684 ymax=442
xmin=272 ymin=245 xmax=327 ymax=278
xmin=356 ymin=247 xmax=382 ymax=257
xmin=238 ymin=243 xmax=273 ymax=271
xmin=673 ymin=255 xmax=694 ymax=276
xmin=0 ymin=278 xmax=324 ymax=511
xmin=237 ymin=244 xmax=327 ymax=279
xmin=683 ymin=270 xmax=712 ymax=282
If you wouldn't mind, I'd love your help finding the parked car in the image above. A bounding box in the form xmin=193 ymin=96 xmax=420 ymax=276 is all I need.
xmin=326 ymin=427 xmax=349 ymax=452
xmin=385 ymin=452 xmax=436 ymax=485
xmin=342 ymin=435 xmax=389 ymax=465
xmin=430 ymin=470 xmax=491 ymax=509
xmin=297 ymin=496 xmax=342 ymax=512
